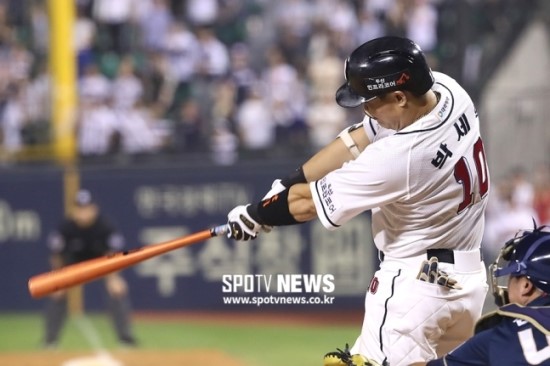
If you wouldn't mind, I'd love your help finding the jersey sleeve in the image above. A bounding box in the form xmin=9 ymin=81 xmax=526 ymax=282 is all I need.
xmin=310 ymin=139 xmax=409 ymax=230
xmin=362 ymin=116 xmax=396 ymax=142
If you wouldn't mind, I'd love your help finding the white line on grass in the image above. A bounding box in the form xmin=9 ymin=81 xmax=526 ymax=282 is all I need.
xmin=61 ymin=315 xmax=123 ymax=366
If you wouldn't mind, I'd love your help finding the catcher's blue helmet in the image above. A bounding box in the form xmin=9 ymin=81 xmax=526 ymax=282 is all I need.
xmin=336 ymin=36 xmax=434 ymax=108
xmin=490 ymin=225 xmax=550 ymax=305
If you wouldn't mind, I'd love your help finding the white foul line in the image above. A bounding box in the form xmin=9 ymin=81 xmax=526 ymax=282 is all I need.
xmin=61 ymin=315 xmax=123 ymax=366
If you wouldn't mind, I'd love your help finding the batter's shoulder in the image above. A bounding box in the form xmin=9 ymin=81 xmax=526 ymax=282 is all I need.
xmin=432 ymin=71 xmax=456 ymax=84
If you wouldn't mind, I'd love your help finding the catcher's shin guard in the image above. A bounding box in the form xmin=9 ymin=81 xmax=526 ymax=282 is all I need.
xmin=323 ymin=344 xmax=382 ymax=366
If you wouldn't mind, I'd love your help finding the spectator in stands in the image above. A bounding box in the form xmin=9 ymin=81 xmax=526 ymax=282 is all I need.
xmin=7 ymin=41 xmax=33 ymax=84
xmin=111 ymin=56 xmax=144 ymax=111
xmin=228 ymin=43 xmax=257 ymax=106
xmin=23 ymin=60 xmax=51 ymax=145
xmin=191 ymin=25 xmax=230 ymax=123
xmin=510 ymin=166 xmax=535 ymax=209
xmin=235 ymin=83 xmax=275 ymax=157
xmin=140 ymin=51 xmax=171 ymax=109
xmin=273 ymin=0 xmax=312 ymax=41
xmin=137 ymin=0 xmax=172 ymax=53
xmin=306 ymin=42 xmax=342 ymax=101
xmin=323 ymin=0 xmax=358 ymax=52
xmin=114 ymin=99 xmax=161 ymax=156
xmin=162 ymin=20 xmax=199 ymax=114
xmin=74 ymin=5 xmax=97 ymax=77
xmin=212 ymin=78 xmax=236 ymax=125
xmin=29 ymin=2 xmax=48 ymax=58
xmin=92 ymin=0 xmax=134 ymax=54
xmin=0 ymin=3 xmax=14 ymax=45
xmin=483 ymin=178 xmax=539 ymax=264
xmin=262 ymin=45 xmax=306 ymax=148
xmin=213 ymin=0 xmax=249 ymax=45
xmin=185 ymin=0 xmax=219 ymax=27
xmin=78 ymin=62 xmax=111 ymax=105
xmin=195 ymin=25 xmax=230 ymax=79
xmin=305 ymin=91 xmax=347 ymax=152
xmin=171 ymin=98 xmax=206 ymax=154
xmin=0 ymin=82 xmax=25 ymax=158
xmin=77 ymin=64 xmax=119 ymax=157
xmin=405 ymin=0 xmax=438 ymax=55
xmin=210 ymin=119 xmax=238 ymax=166
xmin=77 ymin=95 xmax=119 ymax=157
xmin=356 ymin=9 xmax=386 ymax=45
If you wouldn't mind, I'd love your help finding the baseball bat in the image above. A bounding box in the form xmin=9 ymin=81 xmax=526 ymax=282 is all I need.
xmin=28 ymin=224 xmax=229 ymax=299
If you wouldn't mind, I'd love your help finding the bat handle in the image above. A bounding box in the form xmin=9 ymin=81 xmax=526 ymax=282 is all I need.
xmin=210 ymin=224 xmax=230 ymax=237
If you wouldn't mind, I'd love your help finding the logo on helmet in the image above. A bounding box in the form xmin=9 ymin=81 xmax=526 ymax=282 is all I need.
xmin=396 ymin=72 xmax=410 ymax=85
xmin=365 ymin=70 xmax=411 ymax=92
xmin=366 ymin=78 xmax=396 ymax=91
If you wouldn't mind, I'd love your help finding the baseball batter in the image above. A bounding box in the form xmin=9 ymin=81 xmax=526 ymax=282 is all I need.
xmin=226 ymin=36 xmax=489 ymax=365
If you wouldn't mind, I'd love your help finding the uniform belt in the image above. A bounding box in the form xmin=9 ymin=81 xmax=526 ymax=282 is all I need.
xmin=380 ymin=249 xmax=455 ymax=263
xmin=379 ymin=249 xmax=483 ymax=273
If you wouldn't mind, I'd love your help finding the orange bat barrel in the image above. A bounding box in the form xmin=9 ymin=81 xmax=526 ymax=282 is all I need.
xmin=28 ymin=225 xmax=228 ymax=298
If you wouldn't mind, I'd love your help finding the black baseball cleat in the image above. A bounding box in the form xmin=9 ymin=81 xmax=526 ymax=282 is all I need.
xmin=119 ymin=336 xmax=138 ymax=348
xmin=42 ymin=341 xmax=58 ymax=350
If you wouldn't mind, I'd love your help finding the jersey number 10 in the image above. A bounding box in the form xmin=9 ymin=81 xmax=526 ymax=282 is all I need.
xmin=454 ymin=137 xmax=489 ymax=213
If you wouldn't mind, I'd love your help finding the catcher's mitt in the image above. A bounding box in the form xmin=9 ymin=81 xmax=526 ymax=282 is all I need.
xmin=323 ymin=344 xmax=381 ymax=366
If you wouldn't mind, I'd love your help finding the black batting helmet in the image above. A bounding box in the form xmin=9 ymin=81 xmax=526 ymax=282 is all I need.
xmin=336 ymin=36 xmax=435 ymax=108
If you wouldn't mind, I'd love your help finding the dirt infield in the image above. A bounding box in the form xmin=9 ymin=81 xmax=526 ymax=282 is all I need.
xmin=0 ymin=349 xmax=246 ymax=366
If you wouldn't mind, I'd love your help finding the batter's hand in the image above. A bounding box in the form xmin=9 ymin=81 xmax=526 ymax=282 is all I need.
xmin=227 ymin=204 xmax=263 ymax=241
xmin=416 ymin=256 xmax=462 ymax=290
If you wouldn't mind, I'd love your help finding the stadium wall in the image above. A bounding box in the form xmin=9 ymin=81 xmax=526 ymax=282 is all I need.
xmin=0 ymin=162 xmax=376 ymax=311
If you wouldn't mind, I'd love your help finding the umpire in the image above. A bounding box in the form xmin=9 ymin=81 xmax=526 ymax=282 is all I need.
xmin=43 ymin=189 xmax=137 ymax=348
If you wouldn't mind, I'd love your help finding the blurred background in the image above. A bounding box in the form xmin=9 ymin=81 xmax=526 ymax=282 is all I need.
xmin=0 ymin=0 xmax=549 ymax=365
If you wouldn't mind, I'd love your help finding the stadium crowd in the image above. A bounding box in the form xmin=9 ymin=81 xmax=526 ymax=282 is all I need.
xmin=0 ymin=0 xmax=530 ymax=163
xmin=0 ymin=0 xmax=546 ymax=216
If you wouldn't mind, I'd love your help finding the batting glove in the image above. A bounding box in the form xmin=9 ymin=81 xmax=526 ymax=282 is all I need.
xmin=227 ymin=204 xmax=263 ymax=241
xmin=416 ymin=256 xmax=462 ymax=290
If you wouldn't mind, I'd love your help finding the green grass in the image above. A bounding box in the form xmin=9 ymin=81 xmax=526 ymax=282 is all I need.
xmin=0 ymin=313 xmax=360 ymax=366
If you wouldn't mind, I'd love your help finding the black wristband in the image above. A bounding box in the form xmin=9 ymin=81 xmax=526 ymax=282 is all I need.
xmin=280 ymin=166 xmax=306 ymax=187
xmin=247 ymin=189 xmax=300 ymax=226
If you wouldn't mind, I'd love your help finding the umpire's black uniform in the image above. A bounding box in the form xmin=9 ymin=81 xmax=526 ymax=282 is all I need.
xmin=43 ymin=190 xmax=137 ymax=348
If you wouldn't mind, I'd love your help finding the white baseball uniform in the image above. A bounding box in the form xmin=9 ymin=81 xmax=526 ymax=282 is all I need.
xmin=310 ymin=72 xmax=489 ymax=365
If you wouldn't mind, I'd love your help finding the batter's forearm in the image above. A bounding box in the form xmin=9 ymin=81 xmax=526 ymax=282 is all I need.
xmin=250 ymin=129 xmax=368 ymax=226
xmin=288 ymin=183 xmax=317 ymax=222
xmin=247 ymin=183 xmax=316 ymax=226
